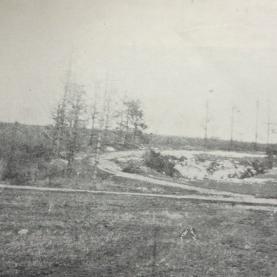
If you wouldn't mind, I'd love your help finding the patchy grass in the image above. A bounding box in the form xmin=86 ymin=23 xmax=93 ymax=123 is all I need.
xmin=188 ymin=179 xmax=277 ymax=199
xmin=20 ymin=156 xmax=196 ymax=196
xmin=1 ymin=188 xmax=277 ymax=276
xmin=125 ymin=167 xmax=277 ymax=199
xmin=33 ymin=172 xmax=194 ymax=196
xmin=112 ymin=149 xmax=277 ymax=198
xmin=3 ymin=154 xmax=192 ymax=196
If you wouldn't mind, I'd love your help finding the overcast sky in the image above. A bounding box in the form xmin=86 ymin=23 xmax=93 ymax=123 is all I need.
xmin=1 ymin=0 xmax=277 ymax=142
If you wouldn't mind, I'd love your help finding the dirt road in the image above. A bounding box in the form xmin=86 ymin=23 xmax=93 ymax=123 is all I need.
xmin=1 ymin=150 xmax=276 ymax=210
xmin=97 ymin=150 xmax=277 ymax=207
xmin=1 ymin=183 xmax=277 ymax=211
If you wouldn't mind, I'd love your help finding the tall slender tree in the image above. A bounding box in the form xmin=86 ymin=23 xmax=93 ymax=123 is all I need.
xmin=65 ymin=84 xmax=87 ymax=175
xmin=52 ymin=92 xmax=68 ymax=157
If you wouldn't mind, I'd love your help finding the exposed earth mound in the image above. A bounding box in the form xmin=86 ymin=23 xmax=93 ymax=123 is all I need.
xmin=115 ymin=149 xmax=272 ymax=183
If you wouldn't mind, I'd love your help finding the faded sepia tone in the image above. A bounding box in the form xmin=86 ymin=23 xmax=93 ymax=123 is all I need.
xmin=1 ymin=1 xmax=277 ymax=276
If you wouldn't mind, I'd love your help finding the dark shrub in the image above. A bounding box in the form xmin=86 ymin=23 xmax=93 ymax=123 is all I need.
xmin=252 ymin=159 xmax=267 ymax=174
xmin=143 ymin=149 xmax=176 ymax=177
xmin=122 ymin=161 xmax=144 ymax=174
xmin=207 ymin=161 xmax=220 ymax=174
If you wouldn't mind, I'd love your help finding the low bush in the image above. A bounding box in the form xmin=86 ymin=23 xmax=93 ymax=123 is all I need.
xmin=143 ymin=149 xmax=176 ymax=177
xmin=122 ymin=161 xmax=144 ymax=174
xmin=251 ymin=159 xmax=267 ymax=174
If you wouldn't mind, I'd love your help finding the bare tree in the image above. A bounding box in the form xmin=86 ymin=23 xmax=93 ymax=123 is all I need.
xmin=92 ymin=82 xmax=117 ymax=179
xmin=4 ymin=122 xmax=20 ymax=179
xmin=92 ymin=99 xmax=106 ymax=181
xmin=52 ymin=92 xmax=68 ymax=157
xmin=88 ymin=83 xmax=100 ymax=147
xmin=114 ymin=93 xmax=129 ymax=144
xmin=103 ymin=86 xmax=112 ymax=144
xmin=88 ymin=100 xmax=99 ymax=147
xmin=65 ymin=84 xmax=87 ymax=175
xmin=115 ymin=108 xmax=126 ymax=144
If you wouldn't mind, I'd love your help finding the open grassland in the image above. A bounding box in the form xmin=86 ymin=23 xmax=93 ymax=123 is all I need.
xmin=182 ymin=167 xmax=277 ymax=199
xmin=187 ymin=179 xmax=277 ymax=199
xmin=34 ymin=173 xmax=194 ymax=196
xmin=134 ymin=172 xmax=277 ymax=199
xmin=102 ymin=149 xmax=277 ymax=199
xmin=1 ymin=188 xmax=277 ymax=277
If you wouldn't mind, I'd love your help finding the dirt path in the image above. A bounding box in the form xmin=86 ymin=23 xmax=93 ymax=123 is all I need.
xmin=98 ymin=151 xmax=251 ymax=198
xmin=1 ymin=184 xmax=277 ymax=211
xmin=98 ymin=150 xmax=277 ymax=206
xmin=1 ymin=150 xmax=276 ymax=210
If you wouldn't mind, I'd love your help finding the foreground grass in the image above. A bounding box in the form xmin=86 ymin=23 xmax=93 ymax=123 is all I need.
xmin=1 ymin=188 xmax=277 ymax=277
xmin=34 ymin=172 xmax=194 ymax=196
xmin=188 ymin=179 xmax=277 ymax=199
xmin=139 ymin=170 xmax=277 ymax=198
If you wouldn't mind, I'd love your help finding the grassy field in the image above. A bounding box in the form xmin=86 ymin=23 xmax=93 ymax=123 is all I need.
xmin=120 ymin=169 xmax=277 ymax=199
xmin=111 ymin=151 xmax=277 ymax=198
xmin=188 ymin=179 xmax=277 ymax=199
xmin=1 ymin=188 xmax=277 ymax=277
xmin=130 ymin=167 xmax=277 ymax=199
xmin=33 ymin=172 xmax=195 ymax=196
xmin=180 ymin=167 xmax=277 ymax=199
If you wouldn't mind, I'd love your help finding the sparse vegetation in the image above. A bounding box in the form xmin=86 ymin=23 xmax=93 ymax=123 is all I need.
xmin=141 ymin=149 xmax=272 ymax=181
xmin=1 ymin=80 xmax=277 ymax=277
xmin=1 ymin=189 xmax=277 ymax=277
xmin=0 ymin=87 xmax=148 ymax=185
xmin=2 ymin=2 xmax=277 ymax=276
xmin=143 ymin=149 xmax=178 ymax=177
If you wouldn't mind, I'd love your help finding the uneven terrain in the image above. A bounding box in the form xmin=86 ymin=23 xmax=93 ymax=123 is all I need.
xmin=1 ymin=149 xmax=277 ymax=276
xmin=1 ymin=189 xmax=277 ymax=277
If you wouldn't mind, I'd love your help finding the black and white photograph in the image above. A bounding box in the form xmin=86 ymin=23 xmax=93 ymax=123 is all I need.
xmin=1 ymin=0 xmax=277 ymax=276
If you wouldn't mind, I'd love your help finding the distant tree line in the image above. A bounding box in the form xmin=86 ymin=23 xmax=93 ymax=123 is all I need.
xmin=148 ymin=133 xmax=274 ymax=153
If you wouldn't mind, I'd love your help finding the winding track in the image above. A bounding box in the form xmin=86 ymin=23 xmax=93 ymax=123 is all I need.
xmin=0 ymin=183 xmax=277 ymax=210
xmin=97 ymin=150 xmax=277 ymax=208
xmin=1 ymin=150 xmax=277 ymax=210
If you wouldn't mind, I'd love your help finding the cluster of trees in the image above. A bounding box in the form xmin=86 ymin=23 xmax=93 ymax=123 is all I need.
xmin=0 ymin=82 xmax=148 ymax=183
xmin=115 ymin=99 xmax=148 ymax=145
xmin=51 ymin=82 xmax=147 ymax=175
xmin=51 ymin=84 xmax=87 ymax=174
